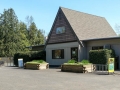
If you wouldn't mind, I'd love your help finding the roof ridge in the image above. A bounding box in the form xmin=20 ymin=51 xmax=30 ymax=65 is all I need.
xmin=60 ymin=6 xmax=104 ymax=19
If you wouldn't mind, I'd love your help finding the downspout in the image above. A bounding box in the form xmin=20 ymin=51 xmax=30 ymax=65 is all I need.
xmin=79 ymin=40 xmax=84 ymax=47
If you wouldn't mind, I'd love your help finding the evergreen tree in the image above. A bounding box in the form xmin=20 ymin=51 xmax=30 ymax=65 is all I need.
xmin=35 ymin=29 xmax=44 ymax=45
xmin=0 ymin=8 xmax=18 ymax=57
xmin=16 ymin=22 xmax=30 ymax=53
xmin=28 ymin=22 xmax=37 ymax=46
xmin=0 ymin=14 xmax=5 ymax=56
xmin=0 ymin=8 xmax=45 ymax=57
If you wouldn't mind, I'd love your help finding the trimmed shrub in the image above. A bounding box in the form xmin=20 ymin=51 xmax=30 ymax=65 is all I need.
xmin=81 ymin=60 xmax=89 ymax=64
xmin=13 ymin=50 xmax=46 ymax=66
xmin=26 ymin=60 xmax=46 ymax=64
xmin=30 ymin=51 xmax=46 ymax=61
xmin=89 ymin=49 xmax=115 ymax=64
xmin=64 ymin=59 xmax=91 ymax=65
xmin=14 ymin=53 xmax=30 ymax=66
xmin=67 ymin=59 xmax=76 ymax=63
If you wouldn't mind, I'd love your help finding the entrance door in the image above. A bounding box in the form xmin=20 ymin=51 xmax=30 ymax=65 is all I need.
xmin=115 ymin=56 xmax=119 ymax=70
xmin=71 ymin=47 xmax=78 ymax=61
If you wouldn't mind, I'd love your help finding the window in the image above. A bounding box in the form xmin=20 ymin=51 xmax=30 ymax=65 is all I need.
xmin=52 ymin=49 xmax=64 ymax=59
xmin=92 ymin=46 xmax=103 ymax=50
xmin=56 ymin=26 xmax=65 ymax=34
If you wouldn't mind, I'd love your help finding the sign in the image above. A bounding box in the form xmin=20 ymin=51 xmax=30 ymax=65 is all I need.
xmin=18 ymin=58 xmax=23 ymax=68
xmin=108 ymin=58 xmax=114 ymax=73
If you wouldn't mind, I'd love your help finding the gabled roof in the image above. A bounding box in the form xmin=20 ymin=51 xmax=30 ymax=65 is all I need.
xmin=60 ymin=7 xmax=117 ymax=40
xmin=82 ymin=36 xmax=120 ymax=41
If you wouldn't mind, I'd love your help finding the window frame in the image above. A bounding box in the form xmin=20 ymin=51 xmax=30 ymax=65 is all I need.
xmin=52 ymin=49 xmax=64 ymax=59
xmin=92 ymin=46 xmax=103 ymax=50
xmin=56 ymin=26 xmax=65 ymax=34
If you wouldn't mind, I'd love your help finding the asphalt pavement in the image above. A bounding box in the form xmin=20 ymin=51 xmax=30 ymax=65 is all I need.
xmin=0 ymin=66 xmax=120 ymax=90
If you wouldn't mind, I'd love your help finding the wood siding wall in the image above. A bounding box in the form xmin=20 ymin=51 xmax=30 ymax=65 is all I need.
xmin=48 ymin=11 xmax=77 ymax=44
xmin=46 ymin=42 xmax=80 ymax=65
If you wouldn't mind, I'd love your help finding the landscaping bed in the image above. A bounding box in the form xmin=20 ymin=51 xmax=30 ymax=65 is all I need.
xmin=61 ymin=60 xmax=93 ymax=73
xmin=24 ymin=60 xmax=49 ymax=70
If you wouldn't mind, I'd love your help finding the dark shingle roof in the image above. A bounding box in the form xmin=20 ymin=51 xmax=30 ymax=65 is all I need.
xmin=60 ymin=7 xmax=117 ymax=40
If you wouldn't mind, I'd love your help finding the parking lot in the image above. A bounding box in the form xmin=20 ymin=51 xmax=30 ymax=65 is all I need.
xmin=0 ymin=66 xmax=120 ymax=90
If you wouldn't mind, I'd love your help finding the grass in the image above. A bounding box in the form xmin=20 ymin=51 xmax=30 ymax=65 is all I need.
xmin=63 ymin=60 xmax=91 ymax=65
xmin=26 ymin=60 xmax=47 ymax=64
xmin=63 ymin=62 xmax=91 ymax=65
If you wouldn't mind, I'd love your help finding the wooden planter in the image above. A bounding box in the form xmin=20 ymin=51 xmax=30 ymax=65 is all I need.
xmin=24 ymin=63 xmax=49 ymax=70
xmin=83 ymin=64 xmax=93 ymax=73
xmin=61 ymin=64 xmax=93 ymax=73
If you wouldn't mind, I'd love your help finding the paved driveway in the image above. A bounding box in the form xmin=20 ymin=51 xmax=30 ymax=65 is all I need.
xmin=0 ymin=66 xmax=120 ymax=90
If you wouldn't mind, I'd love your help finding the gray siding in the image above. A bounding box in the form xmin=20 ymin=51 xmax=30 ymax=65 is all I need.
xmin=80 ymin=47 xmax=87 ymax=60
xmin=46 ymin=42 xmax=81 ymax=65
xmin=85 ymin=39 xmax=120 ymax=69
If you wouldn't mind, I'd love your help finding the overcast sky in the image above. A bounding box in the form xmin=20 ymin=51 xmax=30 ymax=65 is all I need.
xmin=0 ymin=0 xmax=120 ymax=35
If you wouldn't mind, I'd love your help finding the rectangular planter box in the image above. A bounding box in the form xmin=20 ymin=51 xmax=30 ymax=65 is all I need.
xmin=61 ymin=64 xmax=93 ymax=73
xmin=24 ymin=63 xmax=49 ymax=70
xmin=83 ymin=64 xmax=93 ymax=73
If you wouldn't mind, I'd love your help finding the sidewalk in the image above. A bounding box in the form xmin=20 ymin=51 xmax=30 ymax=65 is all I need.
xmin=114 ymin=70 xmax=120 ymax=75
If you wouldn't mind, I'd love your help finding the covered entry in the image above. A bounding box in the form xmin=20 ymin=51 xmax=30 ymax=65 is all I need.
xmin=71 ymin=47 xmax=78 ymax=61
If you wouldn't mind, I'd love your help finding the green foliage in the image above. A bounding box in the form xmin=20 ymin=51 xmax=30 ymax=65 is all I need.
xmin=28 ymin=22 xmax=37 ymax=45
xmin=0 ymin=8 xmax=45 ymax=57
xmin=28 ymin=22 xmax=45 ymax=46
xmin=30 ymin=51 xmax=46 ymax=61
xmin=89 ymin=49 xmax=115 ymax=64
xmin=35 ymin=29 xmax=44 ymax=45
xmin=63 ymin=63 xmax=81 ymax=65
xmin=26 ymin=60 xmax=46 ymax=64
xmin=64 ymin=59 xmax=91 ymax=65
xmin=13 ymin=50 xmax=46 ymax=66
xmin=0 ymin=8 xmax=18 ymax=57
xmin=81 ymin=60 xmax=89 ymax=64
xmin=64 ymin=62 xmax=91 ymax=65
xmin=67 ymin=59 xmax=76 ymax=63
xmin=14 ymin=52 xmax=31 ymax=66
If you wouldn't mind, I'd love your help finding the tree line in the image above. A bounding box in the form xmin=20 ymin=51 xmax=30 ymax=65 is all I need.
xmin=0 ymin=8 xmax=45 ymax=57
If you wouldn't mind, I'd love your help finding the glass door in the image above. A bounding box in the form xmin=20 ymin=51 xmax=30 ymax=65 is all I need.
xmin=71 ymin=47 xmax=78 ymax=61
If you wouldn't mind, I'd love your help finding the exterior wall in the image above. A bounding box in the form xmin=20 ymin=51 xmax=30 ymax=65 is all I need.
xmin=46 ymin=42 xmax=81 ymax=65
xmin=80 ymin=47 xmax=87 ymax=61
xmin=48 ymin=11 xmax=77 ymax=44
xmin=85 ymin=39 xmax=120 ymax=69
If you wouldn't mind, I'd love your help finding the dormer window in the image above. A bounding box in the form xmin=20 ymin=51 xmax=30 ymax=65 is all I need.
xmin=56 ymin=26 xmax=65 ymax=34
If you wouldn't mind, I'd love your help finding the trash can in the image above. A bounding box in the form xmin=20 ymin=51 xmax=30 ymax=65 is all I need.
xmin=18 ymin=58 xmax=23 ymax=68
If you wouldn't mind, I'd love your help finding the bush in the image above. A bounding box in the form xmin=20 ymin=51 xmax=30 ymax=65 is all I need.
xmin=63 ymin=63 xmax=81 ymax=65
xmin=30 ymin=51 xmax=46 ymax=61
xmin=81 ymin=60 xmax=89 ymax=64
xmin=13 ymin=52 xmax=31 ymax=66
xmin=89 ymin=49 xmax=115 ymax=64
xmin=26 ymin=60 xmax=46 ymax=64
xmin=63 ymin=59 xmax=91 ymax=65
xmin=13 ymin=50 xmax=46 ymax=66
xmin=32 ymin=60 xmax=46 ymax=63
xmin=67 ymin=60 xmax=76 ymax=63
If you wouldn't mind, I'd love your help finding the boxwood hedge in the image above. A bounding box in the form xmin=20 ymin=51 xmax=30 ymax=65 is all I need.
xmin=89 ymin=49 xmax=115 ymax=64
xmin=13 ymin=51 xmax=46 ymax=66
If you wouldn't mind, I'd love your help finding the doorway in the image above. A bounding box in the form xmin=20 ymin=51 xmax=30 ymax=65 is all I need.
xmin=115 ymin=56 xmax=119 ymax=70
xmin=71 ymin=47 xmax=78 ymax=62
